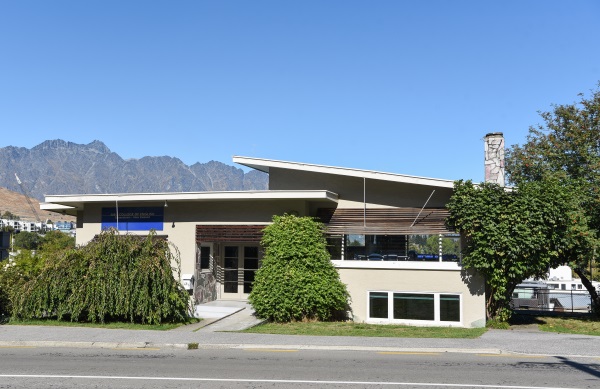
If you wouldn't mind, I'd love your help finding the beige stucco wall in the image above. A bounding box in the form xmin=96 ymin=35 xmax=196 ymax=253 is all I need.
xmin=75 ymin=199 xmax=331 ymax=276
xmin=269 ymin=168 xmax=453 ymax=209
xmin=336 ymin=265 xmax=486 ymax=328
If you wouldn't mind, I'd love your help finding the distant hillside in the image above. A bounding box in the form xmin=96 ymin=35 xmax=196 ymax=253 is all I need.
xmin=0 ymin=140 xmax=268 ymax=201
xmin=0 ymin=186 xmax=75 ymax=223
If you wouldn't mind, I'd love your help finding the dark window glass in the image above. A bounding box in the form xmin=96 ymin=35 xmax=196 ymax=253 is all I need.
xmin=224 ymin=270 xmax=238 ymax=282
xmin=244 ymin=246 xmax=258 ymax=259
xmin=245 ymin=258 xmax=259 ymax=270
xmin=243 ymin=246 xmax=259 ymax=294
xmin=393 ymin=293 xmax=434 ymax=320
xmin=225 ymin=246 xmax=238 ymax=258
xmin=440 ymin=294 xmax=460 ymax=322
xmin=200 ymin=246 xmax=210 ymax=270
xmin=224 ymin=280 xmax=238 ymax=293
xmin=369 ymin=292 xmax=389 ymax=318
xmin=224 ymin=246 xmax=239 ymax=293
xmin=243 ymin=271 xmax=255 ymax=294
xmin=326 ymin=236 xmax=342 ymax=259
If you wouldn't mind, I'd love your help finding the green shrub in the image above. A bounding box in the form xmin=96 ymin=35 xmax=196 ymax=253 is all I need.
xmin=12 ymin=229 xmax=191 ymax=324
xmin=0 ymin=265 xmax=18 ymax=319
xmin=1 ymin=231 xmax=75 ymax=319
xmin=0 ymin=249 xmax=46 ymax=319
xmin=486 ymin=318 xmax=510 ymax=329
xmin=249 ymin=214 xmax=349 ymax=322
xmin=40 ymin=230 xmax=75 ymax=253
xmin=13 ymin=231 xmax=41 ymax=250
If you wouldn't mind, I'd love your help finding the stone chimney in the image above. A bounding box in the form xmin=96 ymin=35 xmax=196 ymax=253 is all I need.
xmin=484 ymin=132 xmax=505 ymax=186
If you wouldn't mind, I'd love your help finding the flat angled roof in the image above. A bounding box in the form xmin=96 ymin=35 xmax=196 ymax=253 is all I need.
xmin=233 ymin=156 xmax=455 ymax=188
xmin=42 ymin=190 xmax=338 ymax=215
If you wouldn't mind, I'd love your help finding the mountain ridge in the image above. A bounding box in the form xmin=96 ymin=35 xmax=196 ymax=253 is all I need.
xmin=0 ymin=140 xmax=268 ymax=201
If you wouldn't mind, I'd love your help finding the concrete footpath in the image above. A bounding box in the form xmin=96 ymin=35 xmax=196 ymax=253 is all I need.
xmin=1 ymin=302 xmax=599 ymax=358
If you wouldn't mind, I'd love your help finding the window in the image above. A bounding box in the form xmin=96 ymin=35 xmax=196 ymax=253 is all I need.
xmin=326 ymin=235 xmax=342 ymax=259
xmin=224 ymin=246 xmax=239 ymax=293
xmin=243 ymin=246 xmax=259 ymax=294
xmin=369 ymin=292 xmax=389 ymax=318
xmin=394 ymin=293 xmax=434 ymax=320
xmin=440 ymin=294 xmax=461 ymax=322
xmin=368 ymin=291 xmax=461 ymax=324
xmin=329 ymin=234 xmax=460 ymax=262
xmin=345 ymin=234 xmax=406 ymax=261
xmin=199 ymin=246 xmax=211 ymax=271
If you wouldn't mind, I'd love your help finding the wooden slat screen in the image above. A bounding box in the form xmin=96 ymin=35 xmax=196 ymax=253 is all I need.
xmin=322 ymin=207 xmax=453 ymax=235
xmin=196 ymin=225 xmax=265 ymax=243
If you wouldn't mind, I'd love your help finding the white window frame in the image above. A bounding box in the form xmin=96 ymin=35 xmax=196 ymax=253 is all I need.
xmin=366 ymin=290 xmax=463 ymax=327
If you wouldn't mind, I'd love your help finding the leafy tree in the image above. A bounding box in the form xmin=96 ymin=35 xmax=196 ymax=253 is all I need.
xmin=423 ymin=235 xmax=459 ymax=256
xmin=40 ymin=230 xmax=75 ymax=253
xmin=446 ymin=179 xmax=587 ymax=321
xmin=407 ymin=235 xmax=459 ymax=257
xmin=0 ymin=231 xmax=75 ymax=318
xmin=13 ymin=231 xmax=41 ymax=250
xmin=249 ymin=214 xmax=349 ymax=322
xmin=0 ymin=248 xmax=45 ymax=319
xmin=1 ymin=211 xmax=19 ymax=220
xmin=12 ymin=229 xmax=191 ymax=324
xmin=506 ymin=85 xmax=600 ymax=311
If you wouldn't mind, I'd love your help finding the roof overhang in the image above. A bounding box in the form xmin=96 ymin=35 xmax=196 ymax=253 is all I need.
xmin=233 ymin=156 xmax=455 ymax=188
xmin=42 ymin=190 xmax=339 ymax=216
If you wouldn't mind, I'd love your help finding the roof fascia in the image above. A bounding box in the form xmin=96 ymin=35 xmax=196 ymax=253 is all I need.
xmin=233 ymin=156 xmax=455 ymax=188
xmin=43 ymin=190 xmax=338 ymax=206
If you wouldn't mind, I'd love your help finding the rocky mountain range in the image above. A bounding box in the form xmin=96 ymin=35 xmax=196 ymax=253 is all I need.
xmin=0 ymin=140 xmax=268 ymax=202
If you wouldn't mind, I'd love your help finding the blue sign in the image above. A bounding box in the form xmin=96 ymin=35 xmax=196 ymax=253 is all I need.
xmin=101 ymin=207 xmax=164 ymax=231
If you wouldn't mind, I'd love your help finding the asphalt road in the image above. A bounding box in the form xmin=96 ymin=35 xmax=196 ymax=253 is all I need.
xmin=1 ymin=346 xmax=599 ymax=389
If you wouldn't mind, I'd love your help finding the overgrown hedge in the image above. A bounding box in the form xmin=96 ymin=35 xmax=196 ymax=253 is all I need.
xmin=11 ymin=229 xmax=191 ymax=324
xmin=0 ymin=231 xmax=71 ymax=320
xmin=248 ymin=214 xmax=349 ymax=322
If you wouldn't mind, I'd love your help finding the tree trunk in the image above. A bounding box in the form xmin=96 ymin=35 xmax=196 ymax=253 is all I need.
xmin=573 ymin=267 xmax=600 ymax=315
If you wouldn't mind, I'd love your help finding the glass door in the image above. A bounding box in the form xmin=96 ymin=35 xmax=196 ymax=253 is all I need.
xmin=221 ymin=245 xmax=260 ymax=299
xmin=223 ymin=246 xmax=239 ymax=294
xmin=243 ymin=246 xmax=259 ymax=294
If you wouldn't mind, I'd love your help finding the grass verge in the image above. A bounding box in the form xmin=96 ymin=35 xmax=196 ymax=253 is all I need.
xmin=242 ymin=321 xmax=487 ymax=338
xmin=6 ymin=318 xmax=198 ymax=331
xmin=538 ymin=317 xmax=600 ymax=336
xmin=509 ymin=314 xmax=600 ymax=336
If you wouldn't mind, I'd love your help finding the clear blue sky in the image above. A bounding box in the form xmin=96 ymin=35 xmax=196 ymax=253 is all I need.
xmin=1 ymin=1 xmax=599 ymax=182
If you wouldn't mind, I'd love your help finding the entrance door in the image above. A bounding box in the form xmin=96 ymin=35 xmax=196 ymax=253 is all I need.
xmin=221 ymin=245 xmax=260 ymax=299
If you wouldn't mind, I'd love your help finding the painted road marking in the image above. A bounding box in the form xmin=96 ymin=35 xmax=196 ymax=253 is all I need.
xmin=243 ymin=348 xmax=299 ymax=352
xmin=112 ymin=347 xmax=161 ymax=351
xmin=0 ymin=374 xmax=581 ymax=388
xmin=378 ymin=351 xmax=441 ymax=356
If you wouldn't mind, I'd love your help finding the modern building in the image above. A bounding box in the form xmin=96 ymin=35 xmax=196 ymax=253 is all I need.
xmin=41 ymin=156 xmax=487 ymax=328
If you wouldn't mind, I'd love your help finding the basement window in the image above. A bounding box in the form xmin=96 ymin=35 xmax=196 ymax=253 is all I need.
xmin=368 ymin=291 xmax=461 ymax=325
